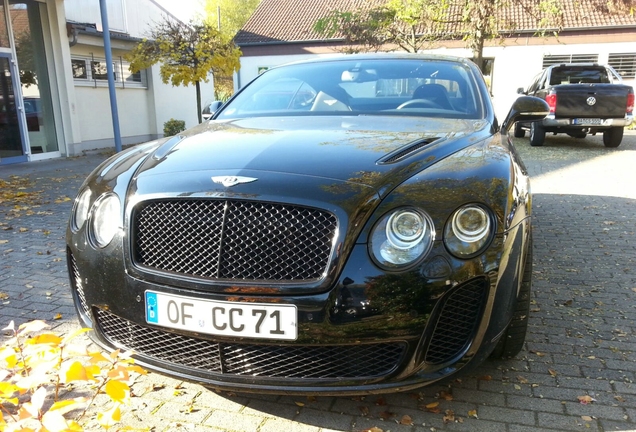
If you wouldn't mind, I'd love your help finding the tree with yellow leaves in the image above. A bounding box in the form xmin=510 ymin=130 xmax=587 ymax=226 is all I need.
xmin=126 ymin=18 xmax=241 ymax=123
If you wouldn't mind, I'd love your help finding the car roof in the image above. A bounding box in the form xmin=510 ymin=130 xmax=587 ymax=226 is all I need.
xmin=277 ymin=53 xmax=475 ymax=68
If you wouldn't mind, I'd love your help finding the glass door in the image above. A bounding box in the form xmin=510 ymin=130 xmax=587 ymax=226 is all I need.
xmin=0 ymin=51 xmax=27 ymax=164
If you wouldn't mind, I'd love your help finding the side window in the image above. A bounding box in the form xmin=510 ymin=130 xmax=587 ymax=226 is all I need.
xmin=241 ymin=78 xmax=317 ymax=112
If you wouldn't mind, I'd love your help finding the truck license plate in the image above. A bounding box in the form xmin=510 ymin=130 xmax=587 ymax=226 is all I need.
xmin=145 ymin=291 xmax=297 ymax=340
xmin=572 ymin=118 xmax=603 ymax=125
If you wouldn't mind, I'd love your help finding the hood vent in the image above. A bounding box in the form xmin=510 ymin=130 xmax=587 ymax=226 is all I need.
xmin=378 ymin=138 xmax=439 ymax=164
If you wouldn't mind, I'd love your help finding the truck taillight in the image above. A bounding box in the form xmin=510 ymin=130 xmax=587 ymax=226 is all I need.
xmin=627 ymin=92 xmax=634 ymax=114
xmin=545 ymin=93 xmax=557 ymax=114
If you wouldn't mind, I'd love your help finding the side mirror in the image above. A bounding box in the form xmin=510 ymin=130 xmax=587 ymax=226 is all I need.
xmin=500 ymin=96 xmax=549 ymax=133
xmin=516 ymin=87 xmax=525 ymax=94
xmin=202 ymin=101 xmax=224 ymax=121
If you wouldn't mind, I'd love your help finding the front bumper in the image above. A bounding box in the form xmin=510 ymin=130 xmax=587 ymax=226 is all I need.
xmin=67 ymin=222 xmax=527 ymax=395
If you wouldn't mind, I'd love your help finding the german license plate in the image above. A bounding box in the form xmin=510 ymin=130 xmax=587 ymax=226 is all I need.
xmin=572 ymin=118 xmax=603 ymax=125
xmin=145 ymin=291 xmax=297 ymax=340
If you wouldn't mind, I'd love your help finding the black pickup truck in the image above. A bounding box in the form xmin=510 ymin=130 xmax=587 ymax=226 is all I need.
xmin=515 ymin=64 xmax=634 ymax=147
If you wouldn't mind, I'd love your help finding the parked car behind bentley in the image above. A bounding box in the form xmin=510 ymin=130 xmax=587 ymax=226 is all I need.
xmin=515 ymin=63 xmax=634 ymax=147
xmin=67 ymin=54 xmax=548 ymax=395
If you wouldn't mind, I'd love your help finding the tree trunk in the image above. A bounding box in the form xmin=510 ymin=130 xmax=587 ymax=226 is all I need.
xmin=473 ymin=37 xmax=485 ymax=72
xmin=195 ymin=80 xmax=202 ymax=124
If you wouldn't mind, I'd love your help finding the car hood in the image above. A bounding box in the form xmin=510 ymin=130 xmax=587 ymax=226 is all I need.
xmin=134 ymin=116 xmax=490 ymax=196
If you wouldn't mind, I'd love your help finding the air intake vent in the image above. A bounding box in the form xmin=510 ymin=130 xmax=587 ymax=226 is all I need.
xmin=95 ymin=308 xmax=407 ymax=380
xmin=378 ymin=138 xmax=438 ymax=164
xmin=68 ymin=250 xmax=90 ymax=318
xmin=425 ymin=278 xmax=488 ymax=364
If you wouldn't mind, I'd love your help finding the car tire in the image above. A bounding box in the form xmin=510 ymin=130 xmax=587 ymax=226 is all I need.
xmin=513 ymin=122 xmax=525 ymax=138
xmin=529 ymin=123 xmax=545 ymax=147
xmin=490 ymin=234 xmax=532 ymax=359
xmin=603 ymin=127 xmax=624 ymax=148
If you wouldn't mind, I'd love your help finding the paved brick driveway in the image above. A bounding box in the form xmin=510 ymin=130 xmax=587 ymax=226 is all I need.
xmin=1 ymin=131 xmax=635 ymax=431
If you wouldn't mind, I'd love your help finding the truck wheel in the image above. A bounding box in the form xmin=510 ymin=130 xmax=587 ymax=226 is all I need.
xmin=603 ymin=127 xmax=623 ymax=148
xmin=529 ymin=123 xmax=545 ymax=147
xmin=490 ymin=234 xmax=532 ymax=359
xmin=513 ymin=122 xmax=525 ymax=138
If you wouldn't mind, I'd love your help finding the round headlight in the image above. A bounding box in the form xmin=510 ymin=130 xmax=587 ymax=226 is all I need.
xmin=386 ymin=210 xmax=426 ymax=249
xmin=90 ymin=194 xmax=121 ymax=248
xmin=370 ymin=208 xmax=434 ymax=269
xmin=444 ymin=204 xmax=493 ymax=258
xmin=452 ymin=206 xmax=490 ymax=242
xmin=71 ymin=188 xmax=92 ymax=231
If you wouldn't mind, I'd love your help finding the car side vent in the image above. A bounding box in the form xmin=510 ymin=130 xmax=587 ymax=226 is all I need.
xmin=378 ymin=138 xmax=439 ymax=164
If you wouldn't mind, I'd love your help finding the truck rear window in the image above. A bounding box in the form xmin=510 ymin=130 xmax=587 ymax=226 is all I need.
xmin=549 ymin=67 xmax=610 ymax=85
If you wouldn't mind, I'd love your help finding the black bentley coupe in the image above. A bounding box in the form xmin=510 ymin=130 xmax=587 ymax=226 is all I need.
xmin=67 ymin=54 xmax=548 ymax=395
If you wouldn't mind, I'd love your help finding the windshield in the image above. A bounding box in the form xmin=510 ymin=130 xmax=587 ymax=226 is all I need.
xmin=216 ymin=58 xmax=485 ymax=120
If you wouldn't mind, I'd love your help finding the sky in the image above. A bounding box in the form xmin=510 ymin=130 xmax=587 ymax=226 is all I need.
xmin=154 ymin=0 xmax=205 ymax=22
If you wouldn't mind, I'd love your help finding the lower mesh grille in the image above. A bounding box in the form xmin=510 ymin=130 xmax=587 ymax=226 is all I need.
xmin=425 ymin=278 xmax=488 ymax=364
xmin=95 ymin=309 xmax=406 ymax=380
xmin=68 ymin=251 xmax=90 ymax=317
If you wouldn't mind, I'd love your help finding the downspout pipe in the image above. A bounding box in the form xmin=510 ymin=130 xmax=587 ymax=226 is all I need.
xmin=99 ymin=0 xmax=122 ymax=153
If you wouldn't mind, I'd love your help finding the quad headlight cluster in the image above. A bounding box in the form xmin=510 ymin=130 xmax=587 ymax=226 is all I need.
xmin=71 ymin=189 xmax=121 ymax=248
xmin=370 ymin=204 xmax=494 ymax=269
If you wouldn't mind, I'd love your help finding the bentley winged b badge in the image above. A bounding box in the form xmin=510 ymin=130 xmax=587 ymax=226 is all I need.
xmin=212 ymin=176 xmax=258 ymax=187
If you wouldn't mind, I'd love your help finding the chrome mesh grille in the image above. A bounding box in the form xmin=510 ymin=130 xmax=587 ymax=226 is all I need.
xmin=425 ymin=278 xmax=488 ymax=364
xmin=95 ymin=309 xmax=406 ymax=380
xmin=132 ymin=199 xmax=338 ymax=281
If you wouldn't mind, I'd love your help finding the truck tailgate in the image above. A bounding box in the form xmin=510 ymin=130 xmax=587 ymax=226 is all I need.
xmin=553 ymin=84 xmax=630 ymax=119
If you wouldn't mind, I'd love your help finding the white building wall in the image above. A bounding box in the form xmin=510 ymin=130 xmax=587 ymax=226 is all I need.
xmin=59 ymin=0 xmax=213 ymax=154
xmin=64 ymin=0 xmax=175 ymax=37
xmin=64 ymin=0 xmax=127 ymax=33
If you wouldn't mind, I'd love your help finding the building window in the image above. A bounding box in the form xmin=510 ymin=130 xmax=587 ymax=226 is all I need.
xmin=608 ymin=53 xmax=636 ymax=79
xmin=71 ymin=56 xmax=147 ymax=88
xmin=90 ymin=60 xmax=116 ymax=80
xmin=71 ymin=59 xmax=87 ymax=79
xmin=542 ymin=54 xmax=599 ymax=68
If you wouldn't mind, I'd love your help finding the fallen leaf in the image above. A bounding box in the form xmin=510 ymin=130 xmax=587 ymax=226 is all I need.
xmin=578 ymin=395 xmax=595 ymax=405
xmin=53 ymin=313 xmax=62 ymax=320
xmin=614 ymin=396 xmax=625 ymax=403
xmin=359 ymin=406 xmax=370 ymax=416
xmin=443 ymin=409 xmax=455 ymax=423
xmin=375 ymin=397 xmax=387 ymax=406
xmin=425 ymin=402 xmax=439 ymax=409
xmin=478 ymin=375 xmax=492 ymax=381
xmin=378 ymin=411 xmax=394 ymax=420
xmin=468 ymin=409 xmax=478 ymax=418
xmin=517 ymin=376 xmax=529 ymax=384
xmin=0 ymin=240 xmax=8 ymax=244
xmin=563 ymin=299 xmax=573 ymax=306
xmin=294 ymin=401 xmax=304 ymax=407
xmin=400 ymin=415 xmax=413 ymax=425
xmin=362 ymin=428 xmax=383 ymax=432
xmin=0 ymin=292 xmax=8 ymax=300
xmin=548 ymin=369 xmax=558 ymax=377
xmin=581 ymin=416 xmax=593 ymax=422
xmin=438 ymin=390 xmax=453 ymax=401
xmin=514 ymin=384 xmax=522 ymax=390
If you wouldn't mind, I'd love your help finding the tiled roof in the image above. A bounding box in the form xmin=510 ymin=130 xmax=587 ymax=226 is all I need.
xmin=235 ymin=0 xmax=636 ymax=45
